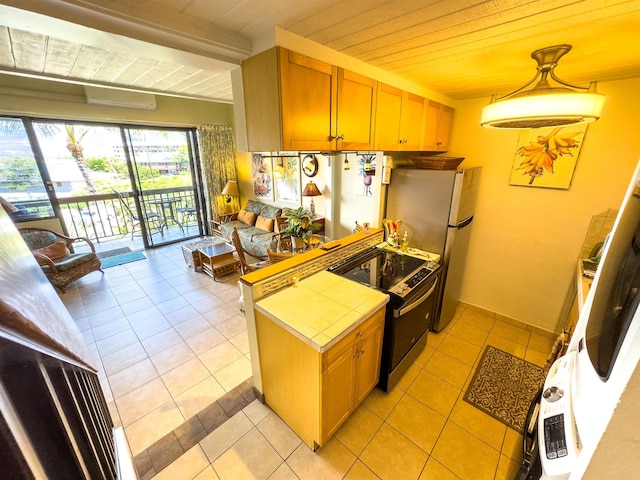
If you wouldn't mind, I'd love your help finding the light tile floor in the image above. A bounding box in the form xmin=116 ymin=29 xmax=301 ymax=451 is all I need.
xmin=60 ymin=241 xmax=251 ymax=459
xmin=61 ymin=241 xmax=555 ymax=480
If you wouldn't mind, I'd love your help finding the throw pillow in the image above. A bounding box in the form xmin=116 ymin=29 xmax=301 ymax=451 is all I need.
xmin=237 ymin=209 xmax=257 ymax=226
xmin=32 ymin=240 xmax=70 ymax=264
xmin=255 ymin=215 xmax=274 ymax=232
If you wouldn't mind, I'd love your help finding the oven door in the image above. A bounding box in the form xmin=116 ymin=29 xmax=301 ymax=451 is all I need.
xmin=391 ymin=270 xmax=440 ymax=370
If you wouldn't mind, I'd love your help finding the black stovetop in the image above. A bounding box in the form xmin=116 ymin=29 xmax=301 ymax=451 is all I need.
xmin=328 ymin=247 xmax=435 ymax=297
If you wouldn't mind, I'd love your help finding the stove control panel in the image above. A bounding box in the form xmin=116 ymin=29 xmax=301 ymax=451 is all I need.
xmin=391 ymin=267 xmax=433 ymax=295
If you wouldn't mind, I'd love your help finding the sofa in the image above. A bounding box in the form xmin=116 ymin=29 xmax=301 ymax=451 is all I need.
xmin=218 ymin=199 xmax=288 ymax=257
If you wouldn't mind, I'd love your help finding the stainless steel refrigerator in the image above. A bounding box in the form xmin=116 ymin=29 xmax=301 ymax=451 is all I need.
xmin=384 ymin=166 xmax=481 ymax=331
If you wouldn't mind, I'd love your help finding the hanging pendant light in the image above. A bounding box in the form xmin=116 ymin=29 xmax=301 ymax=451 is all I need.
xmin=481 ymin=44 xmax=606 ymax=129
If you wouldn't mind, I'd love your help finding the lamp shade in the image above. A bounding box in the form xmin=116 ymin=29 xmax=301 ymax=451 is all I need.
xmin=221 ymin=180 xmax=239 ymax=197
xmin=480 ymin=44 xmax=606 ymax=129
xmin=481 ymin=91 xmax=606 ymax=129
xmin=302 ymin=181 xmax=322 ymax=197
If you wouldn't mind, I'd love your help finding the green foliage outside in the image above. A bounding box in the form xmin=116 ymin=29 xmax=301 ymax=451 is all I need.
xmin=62 ymin=155 xmax=192 ymax=195
xmin=0 ymin=157 xmax=42 ymax=191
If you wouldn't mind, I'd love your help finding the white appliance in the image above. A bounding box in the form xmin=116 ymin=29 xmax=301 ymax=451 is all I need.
xmin=539 ymin=161 xmax=640 ymax=479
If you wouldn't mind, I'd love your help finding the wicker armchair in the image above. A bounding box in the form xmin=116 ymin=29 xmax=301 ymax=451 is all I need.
xmin=19 ymin=228 xmax=103 ymax=293
xmin=230 ymin=227 xmax=271 ymax=274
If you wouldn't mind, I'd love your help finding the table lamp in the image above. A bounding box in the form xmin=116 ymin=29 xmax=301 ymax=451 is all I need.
xmin=221 ymin=180 xmax=239 ymax=203
xmin=302 ymin=181 xmax=322 ymax=216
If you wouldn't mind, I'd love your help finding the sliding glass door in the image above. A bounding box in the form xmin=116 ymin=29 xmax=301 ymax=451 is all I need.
xmin=123 ymin=127 xmax=203 ymax=247
xmin=14 ymin=118 xmax=205 ymax=249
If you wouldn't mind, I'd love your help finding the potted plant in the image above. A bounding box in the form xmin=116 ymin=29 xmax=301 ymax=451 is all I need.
xmin=282 ymin=207 xmax=319 ymax=249
xmin=358 ymin=154 xmax=376 ymax=196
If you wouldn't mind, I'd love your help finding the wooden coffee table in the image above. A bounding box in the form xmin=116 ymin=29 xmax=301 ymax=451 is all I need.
xmin=198 ymin=243 xmax=240 ymax=280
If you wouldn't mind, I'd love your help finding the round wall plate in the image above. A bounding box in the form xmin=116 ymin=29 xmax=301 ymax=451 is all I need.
xmin=302 ymin=154 xmax=318 ymax=177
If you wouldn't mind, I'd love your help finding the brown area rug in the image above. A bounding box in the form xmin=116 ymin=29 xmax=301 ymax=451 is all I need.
xmin=464 ymin=345 xmax=545 ymax=433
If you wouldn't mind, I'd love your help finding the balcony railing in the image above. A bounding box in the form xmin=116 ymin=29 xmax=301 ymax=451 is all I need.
xmin=58 ymin=187 xmax=199 ymax=243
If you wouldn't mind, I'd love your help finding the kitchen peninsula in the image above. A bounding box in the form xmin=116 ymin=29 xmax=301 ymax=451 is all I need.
xmin=238 ymin=228 xmax=389 ymax=449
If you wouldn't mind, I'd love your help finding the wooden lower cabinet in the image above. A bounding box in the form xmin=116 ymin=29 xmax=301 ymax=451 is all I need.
xmin=255 ymin=307 xmax=385 ymax=449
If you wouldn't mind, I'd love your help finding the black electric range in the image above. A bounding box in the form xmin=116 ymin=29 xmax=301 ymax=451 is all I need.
xmin=328 ymin=247 xmax=441 ymax=390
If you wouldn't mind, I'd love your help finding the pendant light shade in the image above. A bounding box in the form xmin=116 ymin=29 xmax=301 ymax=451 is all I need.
xmin=481 ymin=45 xmax=606 ymax=129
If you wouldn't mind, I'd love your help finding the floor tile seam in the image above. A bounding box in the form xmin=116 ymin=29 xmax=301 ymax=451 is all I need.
xmin=400 ymin=390 xmax=449 ymax=426
xmin=334 ymin=411 xmax=387 ymax=459
xmin=422 ymin=351 xmax=473 ymax=391
xmin=135 ymin=325 xmax=184 ymax=359
xmin=106 ymin=358 xmax=163 ymax=402
xmin=524 ymin=340 xmax=556 ymax=356
xmin=445 ymin=329 xmax=489 ymax=348
xmin=89 ymin=321 xmax=136 ymax=343
xmin=121 ymin=396 xmax=184 ymax=434
xmin=421 ymin=456 xmax=461 ymax=480
xmin=454 ymin=316 xmax=495 ymax=334
xmin=341 ymin=458 xmax=377 ymax=479
xmin=438 ymin=330 xmax=484 ymax=353
xmin=363 ymin=419 xmax=431 ymax=470
xmin=488 ymin=322 xmax=531 ymax=340
xmin=423 ymin=345 xmax=473 ymax=368
xmin=163 ymin=368 xmax=224 ymax=402
xmin=444 ymin=402 xmax=507 ymax=456
xmin=249 ymin=419 xmax=301 ymax=465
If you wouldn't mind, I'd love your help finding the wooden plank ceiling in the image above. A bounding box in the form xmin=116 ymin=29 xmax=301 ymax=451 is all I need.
xmin=0 ymin=0 xmax=639 ymax=104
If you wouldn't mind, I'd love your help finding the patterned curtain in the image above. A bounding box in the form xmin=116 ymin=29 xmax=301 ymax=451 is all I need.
xmin=197 ymin=124 xmax=239 ymax=220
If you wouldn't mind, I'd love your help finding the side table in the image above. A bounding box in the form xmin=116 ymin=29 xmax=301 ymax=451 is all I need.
xmin=182 ymin=236 xmax=229 ymax=270
xmin=198 ymin=243 xmax=240 ymax=280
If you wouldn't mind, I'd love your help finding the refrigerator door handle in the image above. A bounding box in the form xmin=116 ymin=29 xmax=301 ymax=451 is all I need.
xmin=449 ymin=215 xmax=474 ymax=230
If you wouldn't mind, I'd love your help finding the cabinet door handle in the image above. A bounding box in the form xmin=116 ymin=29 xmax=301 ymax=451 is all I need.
xmin=356 ymin=331 xmax=363 ymax=337
xmin=330 ymin=134 xmax=345 ymax=141
xmin=399 ymin=139 xmax=407 ymax=144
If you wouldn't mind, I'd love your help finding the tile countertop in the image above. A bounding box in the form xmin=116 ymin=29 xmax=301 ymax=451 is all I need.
xmin=255 ymin=271 xmax=389 ymax=353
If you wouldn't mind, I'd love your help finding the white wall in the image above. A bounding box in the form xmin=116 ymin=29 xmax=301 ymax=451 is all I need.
xmin=448 ymin=77 xmax=640 ymax=332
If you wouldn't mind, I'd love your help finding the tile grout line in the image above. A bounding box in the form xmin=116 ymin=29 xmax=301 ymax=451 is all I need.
xmin=133 ymin=377 xmax=256 ymax=480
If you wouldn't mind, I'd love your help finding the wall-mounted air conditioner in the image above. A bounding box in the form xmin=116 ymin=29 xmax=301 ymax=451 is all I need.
xmin=84 ymin=86 xmax=156 ymax=110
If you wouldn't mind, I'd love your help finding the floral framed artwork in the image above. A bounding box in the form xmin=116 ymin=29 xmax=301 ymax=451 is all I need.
xmin=252 ymin=153 xmax=273 ymax=199
xmin=510 ymin=125 xmax=588 ymax=189
xmin=274 ymin=155 xmax=301 ymax=204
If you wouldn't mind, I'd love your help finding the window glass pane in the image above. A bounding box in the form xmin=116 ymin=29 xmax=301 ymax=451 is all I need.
xmin=126 ymin=129 xmax=194 ymax=190
xmin=0 ymin=118 xmax=54 ymax=219
xmin=32 ymin=122 xmax=128 ymax=197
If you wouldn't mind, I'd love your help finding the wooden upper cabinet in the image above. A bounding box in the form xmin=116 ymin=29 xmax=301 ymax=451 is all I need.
xmin=422 ymin=100 xmax=454 ymax=151
xmin=242 ymin=47 xmax=376 ymax=152
xmin=241 ymin=46 xmax=452 ymax=153
xmin=336 ymin=69 xmax=377 ymax=150
xmin=280 ymin=49 xmax=336 ymax=151
xmin=374 ymin=83 xmax=425 ymax=151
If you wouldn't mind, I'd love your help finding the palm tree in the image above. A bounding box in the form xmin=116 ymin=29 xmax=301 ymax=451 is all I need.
xmin=64 ymin=125 xmax=96 ymax=194
xmin=0 ymin=119 xmax=96 ymax=194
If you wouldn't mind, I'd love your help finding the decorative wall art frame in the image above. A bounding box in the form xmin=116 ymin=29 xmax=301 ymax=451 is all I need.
xmin=252 ymin=153 xmax=273 ymax=200
xmin=356 ymin=154 xmax=376 ymax=197
xmin=274 ymin=155 xmax=301 ymax=204
xmin=510 ymin=125 xmax=588 ymax=189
